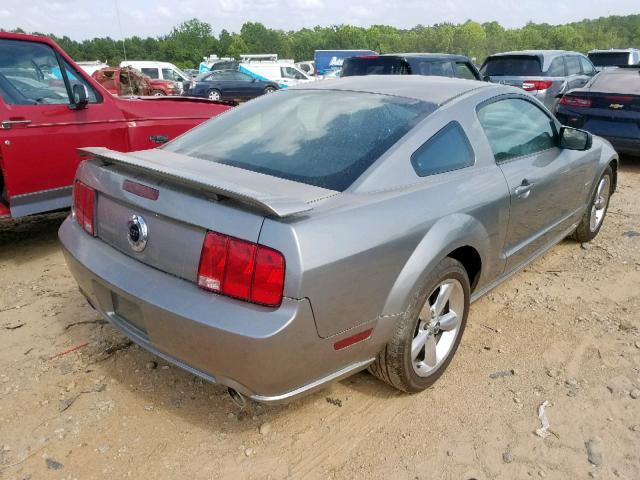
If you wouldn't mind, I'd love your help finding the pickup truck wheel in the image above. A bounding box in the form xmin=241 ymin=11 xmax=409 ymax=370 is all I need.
xmin=151 ymin=90 xmax=166 ymax=96
xmin=207 ymin=89 xmax=221 ymax=101
xmin=369 ymin=257 xmax=469 ymax=393
xmin=572 ymin=166 xmax=612 ymax=243
xmin=264 ymin=86 xmax=276 ymax=94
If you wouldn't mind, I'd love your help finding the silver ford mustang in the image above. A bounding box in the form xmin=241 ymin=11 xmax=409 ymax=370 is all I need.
xmin=59 ymin=76 xmax=618 ymax=404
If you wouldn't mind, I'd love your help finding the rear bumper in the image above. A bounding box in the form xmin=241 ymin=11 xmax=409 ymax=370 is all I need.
xmin=58 ymin=218 xmax=376 ymax=403
xmin=556 ymin=110 xmax=640 ymax=155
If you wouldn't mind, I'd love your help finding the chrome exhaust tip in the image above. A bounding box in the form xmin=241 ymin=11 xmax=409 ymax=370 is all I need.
xmin=227 ymin=387 xmax=247 ymax=408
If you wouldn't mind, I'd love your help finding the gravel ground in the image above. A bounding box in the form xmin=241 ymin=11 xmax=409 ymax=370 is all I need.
xmin=0 ymin=160 xmax=639 ymax=480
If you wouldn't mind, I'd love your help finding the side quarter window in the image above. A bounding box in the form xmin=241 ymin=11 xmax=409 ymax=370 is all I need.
xmin=579 ymin=56 xmax=595 ymax=76
xmin=454 ymin=62 xmax=478 ymax=80
xmin=565 ymin=56 xmax=581 ymax=76
xmin=547 ymin=57 xmax=566 ymax=77
xmin=477 ymin=98 xmax=557 ymax=163
xmin=411 ymin=121 xmax=475 ymax=177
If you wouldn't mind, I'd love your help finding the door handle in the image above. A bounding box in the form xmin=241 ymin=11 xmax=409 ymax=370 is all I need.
xmin=1 ymin=119 xmax=32 ymax=129
xmin=514 ymin=179 xmax=534 ymax=198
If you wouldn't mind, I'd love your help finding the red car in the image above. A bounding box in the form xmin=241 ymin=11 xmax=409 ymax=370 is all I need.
xmin=92 ymin=67 xmax=180 ymax=97
xmin=0 ymin=32 xmax=231 ymax=219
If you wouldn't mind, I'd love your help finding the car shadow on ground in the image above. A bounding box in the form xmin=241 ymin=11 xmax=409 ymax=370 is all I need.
xmin=0 ymin=211 xmax=67 ymax=263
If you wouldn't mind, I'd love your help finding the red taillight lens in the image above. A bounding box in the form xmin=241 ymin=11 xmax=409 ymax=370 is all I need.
xmin=251 ymin=246 xmax=286 ymax=306
xmin=559 ymin=96 xmax=592 ymax=108
xmin=522 ymin=80 xmax=553 ymax=91
xmin=197 ymin=231 xmax=285 ymax=307
xmin=224 ymin=239 xmax=257 ymax=299
xmin=197 ymin=232 xmax=228 ymax=292
xmin=72 ymin=180 xmax=96 ymax=235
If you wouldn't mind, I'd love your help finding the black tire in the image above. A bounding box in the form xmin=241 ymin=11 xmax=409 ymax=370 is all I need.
xmin=264 ymin=86 xmax=277 ymax=94
xmin=369 ymin=257 xmax=470 ymax=393
xmin=572 ymin=166 xmax=612 ymax=243
xmin=151 ymin=90 xmax=166 ymax=96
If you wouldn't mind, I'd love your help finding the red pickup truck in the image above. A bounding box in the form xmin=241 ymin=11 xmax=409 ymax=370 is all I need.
xmin=0 ymin=32 xmax=231 ymax=219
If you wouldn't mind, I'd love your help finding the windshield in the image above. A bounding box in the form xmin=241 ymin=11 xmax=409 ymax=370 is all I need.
xmin=164 ymin=90 xmax=432 ymax=191
xmin=480 ymin=56 xmax=542 ymax=76
xmin=588 ymin=52 xmax=631 ymax=67
xmin=342 ymin=57 xmax=408 ymax=76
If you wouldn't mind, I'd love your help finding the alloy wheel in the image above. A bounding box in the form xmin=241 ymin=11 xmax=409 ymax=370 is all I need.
xmin=411 ymin=279 xmax=465 ymax=377
xmin=589 ymin=175 xmax=610 ymax=232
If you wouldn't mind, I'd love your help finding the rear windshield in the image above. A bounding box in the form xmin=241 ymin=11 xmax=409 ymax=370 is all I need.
xmin=588 ymin=71 xmax=640 ymax=95
xmin=480 ymin=56 xmax=542 ymax=76
xmin=341 ymin=57 xmax=408 ymax=76
xmin=587 ymin=52 xmax=631 ymax=67
xmin=164 ymin=90 xmax=432 ymax=191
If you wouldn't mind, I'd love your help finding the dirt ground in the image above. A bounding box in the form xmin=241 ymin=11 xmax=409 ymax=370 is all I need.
xmin=1 ymin=161 xmax=639 ymax=480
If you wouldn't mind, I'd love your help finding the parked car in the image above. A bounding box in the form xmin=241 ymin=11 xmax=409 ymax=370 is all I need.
xmin=239 ymin=61 xmax=313 ymax=88
xmin=120 ymin=61 xmax=190 ymax=94
xmin=92 ymin=66 xmax=179 ymax=97
xmin=0 ymin=32 xmax=232 ymax=219
xmin=59 ymin=76 xmax=617 ymax=404
xmin=480 ymin=50 xmax=597 ymax=111
xmin=341 ymin=53 xmax=481 ymax=80
xmin=556 ymin=66 xmax=640 ymax=156
xmin=314 ymin=49 xmax=377 ymax=76
xmin=184 ymin=70 xmax=279 ymax=101
xmin=587 ymin=49 xmax=640 ymax=71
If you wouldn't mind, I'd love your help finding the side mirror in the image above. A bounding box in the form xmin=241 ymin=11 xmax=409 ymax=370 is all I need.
xmin=559 ymin=126 xmax=592 ymax=151
xmin=71 ymin=84 xmax=89 ymax=110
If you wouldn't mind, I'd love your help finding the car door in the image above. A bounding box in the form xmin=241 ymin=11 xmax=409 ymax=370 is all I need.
xmin=0 ymin=37 xmax=128 ymax=217
xmin=477 ymin=96 xmax=581 ymax=271
xmin=231 ymin=71 xmax=260 ymax=99
xmin=565 ymin=55 xmax=588 ymax=90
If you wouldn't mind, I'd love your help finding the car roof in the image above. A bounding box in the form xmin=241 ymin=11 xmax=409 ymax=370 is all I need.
xmin=381 ymin=53 xmax=472 ymax=61
xmin=588 ymin=48 xmax=640 ymax=53
xmin=290 ymin=75 xmax=491 ymax=105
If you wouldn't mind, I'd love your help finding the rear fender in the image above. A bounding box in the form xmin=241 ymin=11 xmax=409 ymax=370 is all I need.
xmin=380 ymin=213 xmax=490 ymax=318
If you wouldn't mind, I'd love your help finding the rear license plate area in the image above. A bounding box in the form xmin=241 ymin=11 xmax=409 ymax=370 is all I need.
xmin=112 ymin=293 xmax=147 ymax=334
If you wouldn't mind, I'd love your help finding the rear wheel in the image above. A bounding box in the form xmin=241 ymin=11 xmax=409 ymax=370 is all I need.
xmin=151 ymin=90 xmax=166 ymax=96
xmin=369 ymin=257 xmax=470 ymax=392
xmin=207 ymin=89 xmax=221 ymax=101
xmin=573 ymin=166 xmax=612 ymax=242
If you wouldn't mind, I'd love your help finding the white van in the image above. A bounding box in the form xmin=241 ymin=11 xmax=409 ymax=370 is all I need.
xmin=239 ymin=60 xmax=314 ymax=88
xmin=119 ymin=61 xmax=190 ymax=92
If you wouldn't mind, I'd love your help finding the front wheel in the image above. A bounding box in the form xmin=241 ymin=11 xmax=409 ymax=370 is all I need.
xmin=151 ymin=90 xmax=166 ymax=96
xmin=264 ymin=86 xmax=277 ymax=94
xmin=207 ymin=89 xmax=221 ymax=101
xmin=572 ymin=166 xmax=612 ymax=243
xmin=369 ymin=257 xmax=470 ymax=393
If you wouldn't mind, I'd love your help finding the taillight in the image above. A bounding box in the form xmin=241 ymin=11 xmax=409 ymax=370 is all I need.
xmin=559 ymin=96 xmax=592 ymax=108
xmin=72 ymin=180 xmax=96 ymax=235
xmin=197 ymin=231 xmax=285 ymax=307
xmin=522 ymin=80 xmax=553 ymax=91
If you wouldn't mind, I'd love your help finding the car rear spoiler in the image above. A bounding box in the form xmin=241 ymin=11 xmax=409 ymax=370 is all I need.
xmin=79 ymin=147 xmax=334 ymax=218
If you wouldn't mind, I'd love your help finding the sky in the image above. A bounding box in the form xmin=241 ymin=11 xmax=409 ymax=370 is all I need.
xmin=0 ymin=0 xmax=637 ymax=40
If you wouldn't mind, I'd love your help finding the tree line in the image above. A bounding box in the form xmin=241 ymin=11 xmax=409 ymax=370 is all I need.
xmin=5 ymin=14 xmax=640 ymax=69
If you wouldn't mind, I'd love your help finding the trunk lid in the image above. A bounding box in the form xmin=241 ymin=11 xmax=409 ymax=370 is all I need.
xmin=78 ymin=148 xmax=335 ymax=284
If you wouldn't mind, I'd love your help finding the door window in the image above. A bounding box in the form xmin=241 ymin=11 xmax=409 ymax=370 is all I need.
xmin=565 ymin=56 xmax=581 ymax=75
xmin=0 ymin=39 xmax=97 ymax=105
xmin=478 ymin=98 xmax=557 ymax=162
xmin=233 ymin=71 xmax=254 ymax=82
xmin=579 ymin=56 xmax=595 ymax=75
xmin=454 ymin=62 xmax=477 ymax=80
xmin=141 ymin=68 xmax=159 ymax=79
xmin=411 ymin=122 xmax=474 ymax=177
xmin=280 ymin=67 xmax=306 ymax=80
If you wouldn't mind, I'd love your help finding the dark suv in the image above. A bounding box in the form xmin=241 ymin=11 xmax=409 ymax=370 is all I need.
xmin=341 ymin=54 xmax=481 ymax=80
